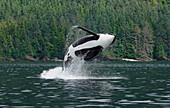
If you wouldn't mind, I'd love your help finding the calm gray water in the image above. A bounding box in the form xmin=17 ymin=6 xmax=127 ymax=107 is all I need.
xmin=0 ymin=61 xmax=170 ymax=107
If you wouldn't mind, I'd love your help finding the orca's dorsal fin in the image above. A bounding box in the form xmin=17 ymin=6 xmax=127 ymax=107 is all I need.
xmin=77 ymin=26 xmax=99 ymax=37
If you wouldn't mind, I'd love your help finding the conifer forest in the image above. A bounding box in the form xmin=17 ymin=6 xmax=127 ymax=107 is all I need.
xmin=0 ymin=0 xmax=169 ymax=60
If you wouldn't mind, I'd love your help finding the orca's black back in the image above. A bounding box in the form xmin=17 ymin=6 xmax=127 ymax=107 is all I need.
xmin=72 ymin=35 xmax=99 ymax=47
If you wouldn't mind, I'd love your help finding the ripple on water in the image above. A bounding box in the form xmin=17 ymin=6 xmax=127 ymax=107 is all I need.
xmin=147 ymin=93 xmax=170 ymax=98
xmin=125 ymin=95 xmax=136 ymax=98
xmin=47 ymin=95 xmax=59 ymax=98
xmin=75 ymin=104 xmax=113 ymax=107
xmin=0 ymin=93 xmax=6 ymax=96
xmin=155 ymin=98 xmax=170 ymax=102
xmin=150 ymin=103 xmax=170 ymax=105
xmin=87 ymin=99 xmax=111 ymax=103
xmin=35 ymin=93 xmax=44 ymax=97
xmin=11 ymin=106 xmax=34 ymax=108
xmin=8 ymin=93 xmax=21 ymax=95
xmin=10 ymin=99 xmax=22 ymax=104
xmin=42 ymin=87 xmax=58 ymax=90
xmin=21 ymin=90 xmax=32 ymax=93
xmin=116 ymin=99 xmax=154 ymax=105
xmin=0 ymin=105 xmax=9 ymax=107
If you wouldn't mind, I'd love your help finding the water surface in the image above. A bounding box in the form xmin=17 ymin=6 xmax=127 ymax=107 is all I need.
xmin=0 ymin=61 xmax=170 ymax=107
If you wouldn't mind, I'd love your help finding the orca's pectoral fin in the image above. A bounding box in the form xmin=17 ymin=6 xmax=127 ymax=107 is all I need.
xmin=77 ymin=26 xmax=99 ymax=37
xmin=84 ymin=46 xmax=103 ymax=61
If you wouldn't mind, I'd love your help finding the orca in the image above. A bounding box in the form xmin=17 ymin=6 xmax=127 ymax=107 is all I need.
xmin=63 ymin=26 xmax=116 ymax=68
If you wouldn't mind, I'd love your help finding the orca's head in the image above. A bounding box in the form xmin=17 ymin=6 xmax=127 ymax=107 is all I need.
xmin=98 ymin=34 xmax=116 ymax=48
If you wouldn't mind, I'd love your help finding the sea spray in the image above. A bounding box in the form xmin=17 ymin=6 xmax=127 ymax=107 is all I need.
xmin=40 ymin=58 xmax=89 ymax=80
xmin=40 ymin=67 xmax=63 ymax=79
xmin=63 ymin=58 xmax=87 ymax=77
xmin=65 ymin=25 xmax=85 ymax=50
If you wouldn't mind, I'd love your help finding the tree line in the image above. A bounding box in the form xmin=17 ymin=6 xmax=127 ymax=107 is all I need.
xmin=0 ymin=0 xmax=169 ymax=60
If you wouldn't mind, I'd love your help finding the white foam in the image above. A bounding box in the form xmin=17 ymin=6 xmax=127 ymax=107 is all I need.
xmin=40 ymin=67 xmax=63 ymax=79
xmin=40 ymin=66 xmax=88 ymax=80
xmin=40 ymin=57 xmax=88 ymax=80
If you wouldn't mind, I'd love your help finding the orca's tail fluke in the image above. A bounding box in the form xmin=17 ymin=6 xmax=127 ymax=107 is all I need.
xmin=77 ymin=26 xmax=99 ymax=37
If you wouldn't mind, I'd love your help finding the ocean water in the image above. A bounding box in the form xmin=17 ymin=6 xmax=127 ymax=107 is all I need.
xmin=0 ymin=61 xmax=170 ymax=107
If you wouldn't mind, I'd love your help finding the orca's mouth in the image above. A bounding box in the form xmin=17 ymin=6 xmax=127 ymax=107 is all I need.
xmin=111 ymin=36 xmax=116 ymax=44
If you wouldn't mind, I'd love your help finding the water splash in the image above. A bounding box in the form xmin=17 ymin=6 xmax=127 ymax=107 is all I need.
xmin=40 ymin=67 xmax=63 ymax=79
xmin=65 ymin=25 xmax=77 ymax=49
xmin=40 ymin=58 xmax=89 ymax=80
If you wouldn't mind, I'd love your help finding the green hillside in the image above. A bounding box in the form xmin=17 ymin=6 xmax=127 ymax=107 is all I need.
xmin=0 ymin=0 xmax=169 ymax=60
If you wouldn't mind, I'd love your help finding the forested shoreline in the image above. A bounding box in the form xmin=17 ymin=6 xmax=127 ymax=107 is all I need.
xmin=0 ymin=0 xmax=169 ymax=61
